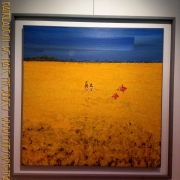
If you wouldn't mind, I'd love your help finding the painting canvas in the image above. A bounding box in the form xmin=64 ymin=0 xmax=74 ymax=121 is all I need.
xmin=22 ymin=25 xmax=163 ymax=168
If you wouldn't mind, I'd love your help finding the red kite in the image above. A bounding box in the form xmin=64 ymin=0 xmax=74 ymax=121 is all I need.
xmin=112 ymin=93 xmax=119 ymax=99
xmin=118 ymin=85 xmax=127 ymax=92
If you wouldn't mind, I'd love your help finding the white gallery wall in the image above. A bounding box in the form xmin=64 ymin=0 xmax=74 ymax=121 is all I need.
xmin=0 ymin=0 xmax=180 ymax=180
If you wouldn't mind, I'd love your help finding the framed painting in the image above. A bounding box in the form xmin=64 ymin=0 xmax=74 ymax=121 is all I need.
xmin=10 ymin=14 xmax=175 ymax=179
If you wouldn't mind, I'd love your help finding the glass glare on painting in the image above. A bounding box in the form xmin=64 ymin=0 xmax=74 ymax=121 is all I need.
xmin=22 ymin=25 xmax=163 ymax=167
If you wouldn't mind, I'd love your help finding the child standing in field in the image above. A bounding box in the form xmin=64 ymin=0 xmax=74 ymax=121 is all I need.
xmin=84 ymin=81 xmax=88 ymax=90
xmin=90 ymin=83 xmax=94 ymax=91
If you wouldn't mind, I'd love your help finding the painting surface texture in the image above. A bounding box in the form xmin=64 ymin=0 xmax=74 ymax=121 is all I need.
xmin=22 ymin=26 xmax=163 ymax=167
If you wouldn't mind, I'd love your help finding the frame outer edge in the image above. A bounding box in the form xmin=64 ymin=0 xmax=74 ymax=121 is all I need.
xmin=9 ymin=13 xmax=175 ymax=179
xmin=10 ymin=13 xmax=16 ymax=177
xmin=168 ymin=17 xmax=176 ymax=179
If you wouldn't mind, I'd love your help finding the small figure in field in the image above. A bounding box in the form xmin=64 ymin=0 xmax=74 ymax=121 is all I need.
xmin=84 ymin=81 xmax=88 ymax=90
xmin=90 ymin=83 xmax=94 ymax=91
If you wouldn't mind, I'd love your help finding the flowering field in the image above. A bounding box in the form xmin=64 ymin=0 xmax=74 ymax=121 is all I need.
xmin=22 ymin=61 xmax=162 ymax=167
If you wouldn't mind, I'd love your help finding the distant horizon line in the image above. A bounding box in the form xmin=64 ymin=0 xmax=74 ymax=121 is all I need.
xmin=23 ymin=56 xmax=162 ymax=63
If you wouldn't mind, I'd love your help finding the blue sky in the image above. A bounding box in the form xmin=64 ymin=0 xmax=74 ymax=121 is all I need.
xmin=23 ymin=26 xmax=164 ymax=62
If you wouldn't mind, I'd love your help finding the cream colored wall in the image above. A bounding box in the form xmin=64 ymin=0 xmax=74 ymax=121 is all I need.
xmin=0 ymin=0 xmax=180 ymax=179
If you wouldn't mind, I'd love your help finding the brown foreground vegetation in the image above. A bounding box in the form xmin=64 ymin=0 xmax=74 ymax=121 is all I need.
xmin=22 ymin=62 xmax=162 ymax=167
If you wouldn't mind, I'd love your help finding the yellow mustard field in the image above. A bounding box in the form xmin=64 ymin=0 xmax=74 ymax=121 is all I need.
xmin=22 ymin=61 xmax=162 ymax=167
